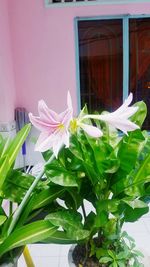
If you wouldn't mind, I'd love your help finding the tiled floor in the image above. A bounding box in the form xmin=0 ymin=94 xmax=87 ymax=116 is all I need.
xmin=18 ymin=216 xmax=150 ymax=267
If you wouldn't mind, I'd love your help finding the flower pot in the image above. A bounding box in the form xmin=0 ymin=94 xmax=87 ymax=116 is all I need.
xmin=68 ymin=245 xmax=76 ymax=267
xmin=0 ymin=257 xmax=18 ymax=267
xmin=0 ymin=247 xmax=24 ymax=267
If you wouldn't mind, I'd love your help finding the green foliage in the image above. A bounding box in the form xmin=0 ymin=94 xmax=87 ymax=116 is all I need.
xmin=0 ymin=124 xmax=31 ymax=190
xmin=45 ymin=210 xmax=90 ymax=240
xmin=35 ymin=101 xmax=149 ymax=266
xmin=0 ymin=101 xmax=149 ymax=266
xmin=0 ymin=220 xmax=57 ymax=257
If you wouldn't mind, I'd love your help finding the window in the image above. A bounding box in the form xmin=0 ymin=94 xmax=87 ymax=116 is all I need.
xmin=45 ymin=0 xmax=147 ymax=7
xmin=76 ymin=16 xmax=150 ymax=129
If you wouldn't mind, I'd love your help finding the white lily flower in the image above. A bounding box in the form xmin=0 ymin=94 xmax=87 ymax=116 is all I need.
xmin=82 ymin=93 xmax=139 ymax=134
xmin=29 ymin=91 xmax=73 ymax=158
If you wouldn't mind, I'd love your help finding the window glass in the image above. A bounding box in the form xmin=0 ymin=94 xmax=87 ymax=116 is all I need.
xmin=78 ymin=19 xmax=123 ymax=113
xmin=129 ymin=18 xmax=150 ymax=129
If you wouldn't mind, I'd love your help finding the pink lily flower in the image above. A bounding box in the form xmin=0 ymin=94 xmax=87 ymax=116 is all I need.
xmin=82 ymin=93 xmax=139 ymax=135
xmin=29 ymin=91 xmax=73 ymax=158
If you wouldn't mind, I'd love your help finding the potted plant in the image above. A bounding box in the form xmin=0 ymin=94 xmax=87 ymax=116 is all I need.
xmin=0 ymin=92 xmax=149 ymax=267
xmin=27 ymin=92 xmax=149 ymax=267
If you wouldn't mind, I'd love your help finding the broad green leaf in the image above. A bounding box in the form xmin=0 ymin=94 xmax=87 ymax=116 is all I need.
xmin=99 ymin=256 xmax=112 ymax=263
xmin=123 ymin=199 xmax=148 ymax=209
xmin=0 ymin=215 xmax=7 ymax=226
xmin=117 ymin=130 xmax=145 ymax=173
xmin=45 ymin=210 xmax=89 ymax=240
xmin=32 ymin=186 xmax=65 ymax=210
xmin=117 ymin=251 xmax=130 ymax=260
xmin=63 ymin=189 xmax=82 ymax=210
xmin=0 ymin=220 xmax=57 ymax=257
xmin=112 ymin=135 xmax=150 ymax=196
xmin=131 ymin=101 xmax=147 ymax=127
xmin=96 ymin=200 xmax=119 ymax=213
xmin=46 ymin=161 xmax=78 ymax=187
xmin=1 ymin=170 xmax=37 ymax=203
xmin=118 ymin=261 xmax=126 ymax=267
xmin=42 ymin=231 xmax=77 ymax=244
xmin=95 ymin=211 xmax=108 ymax=227
xmin=84 ymin=212 xmax=96 ymax=231
xmin=103 ymin=219 xmax=118 ymax=239
xmin=118 ymin=202 xmax=149 ymax=222
xmin=96 ymin=248 xmax=108 ymax=259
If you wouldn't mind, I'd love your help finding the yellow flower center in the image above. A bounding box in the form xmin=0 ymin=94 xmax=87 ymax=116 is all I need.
xmin=58 ymin=123 xmax=65 ymax=130
xmin=70 ymin=119 xmax=78 ymax=133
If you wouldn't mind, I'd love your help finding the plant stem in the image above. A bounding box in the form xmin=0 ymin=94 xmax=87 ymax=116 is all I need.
xmin=81 ymin=201 xmax=86 ymax=221
xmin=9 ymin=201 xmax=13 ymax=216
xmin=7 ymin=154 xmax=55 ymax=235
xmin=83 ymin=241 xmax=89 ymax=267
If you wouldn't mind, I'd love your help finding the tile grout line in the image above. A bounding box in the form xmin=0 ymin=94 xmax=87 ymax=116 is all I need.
xmin=58 ymin=245 xmax=62 ymax=267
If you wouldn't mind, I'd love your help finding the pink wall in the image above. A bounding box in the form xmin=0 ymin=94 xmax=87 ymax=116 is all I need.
xmin=0 ymin=0 xmax=15 ymax=122
xmin=8 ymin=0 xmax=150 ymax=116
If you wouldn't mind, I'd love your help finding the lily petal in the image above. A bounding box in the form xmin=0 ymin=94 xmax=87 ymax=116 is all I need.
xmin=81 ymin=93 xmax=139 ymax=135
xmin=67 ymin=91 xmax=73 ymax=111
xmin=29 ymin=113 xmax=58 ymax=132
xmin=113 ymin=93 xmax=133 ymax=115
xmin=38 ymin=100 xmax=59 ymax=123
xmin=79 ymin=123 xmax=103 ymax=138
xmin=35 ymin=132 xmax=55 ymax=152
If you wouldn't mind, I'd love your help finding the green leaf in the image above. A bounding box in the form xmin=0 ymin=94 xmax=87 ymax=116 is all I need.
xmin=0 ymin=156 xmax=9 ymax=189
xmin=131 ymin=101 xmax=147 ymax=127
xmin=112 ymin=134 xmax=150 ymax=196
xmin=118 ymin=261 xmax=126 ymax=267
xmin=96 ymin=199 xmax=119 ymax=213
xmin=112 ymin=262 xmax=118 ymax=267
xmin=45 ymin=210 xmax=89 ymax=240
xmin=117 ymin=130 xmax=145 ymax=173
xmin=4 ymin=124 xmax=31 ymax=168
xmin=96 ymin=248 xmax=108 ymax=259
xmin=99 ymin=256 xmax=112 ymax=263
xmin=32 ymin=186 xmax=65 ymax=210
xmin=95 ymin=211 xmax=108 ymax=227
xmin=63 ymin=189 xmax=82 ymax=210
xmin=84 ymin=211 xmax=96 ymax=231
xmin=123 ymin=199 xmax=148 ymax=209
xmin=42 ymin=149 xmax=53 ymax=162
xmin=0 ymin=220 xmax=57 ymax=257
xmin=0 ymin=124 xmax=31 ymax=190
xmin=0 ymin=215 xmax=7 ymax=226
xmin=108 ymin=250 xmax=116 ymax=259
xmin=42 ymin=231 xmax=77 ymax=244
xmin=133 ymin=250 xmax=144 ymax=258
xmin=1 ymin=170 xmax=36 ymax=203
xmin=117 ymin=251 xmax=130 ymax=260
xmin=46 ymin=161 xmax=78 ymax=187
xmin=103 ymin=219 xmax=118 ymax=239
xmin=118 ymin=202 xmax=149 ymax=222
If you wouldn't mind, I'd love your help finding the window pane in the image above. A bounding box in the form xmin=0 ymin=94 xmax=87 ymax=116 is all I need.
xmin=78 ymin=19 xmax=123 ymax=113
xmin=129 ymin=18 xmax=150 ymax=129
